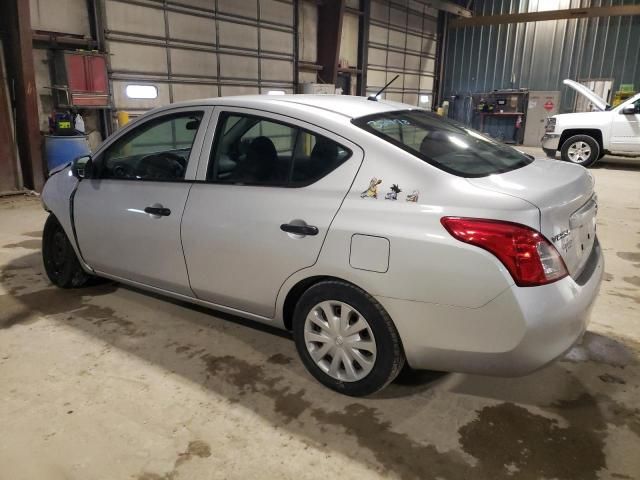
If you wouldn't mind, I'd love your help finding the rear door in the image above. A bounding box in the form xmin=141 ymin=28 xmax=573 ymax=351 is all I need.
xmin=74 ymin=106 xmax=212 ymax=295
xmin=181 ymin=108 xmax=362 ymax=317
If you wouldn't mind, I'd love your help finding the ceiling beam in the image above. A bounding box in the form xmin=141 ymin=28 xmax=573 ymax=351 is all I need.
xmin=450 ymin=5 xmax=640 ymax=28
xmin=421 ymin=1 xmax=472 ymax=18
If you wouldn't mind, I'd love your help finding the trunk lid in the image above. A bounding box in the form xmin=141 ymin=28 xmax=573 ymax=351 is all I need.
xmin=563 ymin=79 xmax=609 ymax=112
xmin=468 ymin=158 xmax=597 ymax=278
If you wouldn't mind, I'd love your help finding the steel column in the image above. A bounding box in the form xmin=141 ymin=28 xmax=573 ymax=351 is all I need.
xmin=3 ymin=0 xmax=45 ymax=191
xmin=0 ymin=41 xmax=20 ymax=193
xmin=317 ymin=0 xmax=345 ymax=85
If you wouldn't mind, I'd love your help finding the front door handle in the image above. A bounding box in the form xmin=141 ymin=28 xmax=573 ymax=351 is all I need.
xmin=144 ymin=206 xmax=171 ymax=217
xmin=280 ymin=223 xmax=319 ymax=236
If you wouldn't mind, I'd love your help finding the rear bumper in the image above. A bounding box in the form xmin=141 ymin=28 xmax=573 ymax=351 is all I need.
xmin=541 ymin=133 xmax=561 ymax=151
xmin=377 ymin=240 xmax=604 ymax=376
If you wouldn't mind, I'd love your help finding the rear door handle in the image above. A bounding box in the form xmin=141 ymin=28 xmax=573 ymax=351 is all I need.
xmin=144 ymin=206 xmax=171 ymax=217
xmin=280 ymin=223 xmax=319 ymax=236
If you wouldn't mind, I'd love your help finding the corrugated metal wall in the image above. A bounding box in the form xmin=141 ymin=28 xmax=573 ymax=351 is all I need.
xmin=367 ymin=0 xmax=439 ymax=106
xmin=444 ymin=0 xmax=640 ymax=113
xmin=105 ymin=0 xmax=295 ymax=114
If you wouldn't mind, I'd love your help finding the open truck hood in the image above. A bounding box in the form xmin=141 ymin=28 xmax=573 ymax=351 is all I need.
xmin=468 ymin=158 xmax=596 ymax=278
xmin=563 ymin=79 xmax=609 ymax=112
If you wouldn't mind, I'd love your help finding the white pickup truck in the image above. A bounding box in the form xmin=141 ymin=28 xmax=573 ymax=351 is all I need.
xmin=542 ymin=79 xmax=640 ymax=167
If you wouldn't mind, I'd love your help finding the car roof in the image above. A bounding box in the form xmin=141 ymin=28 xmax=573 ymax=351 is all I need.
xmin=160 ymin=94 xmax=418 ymax=120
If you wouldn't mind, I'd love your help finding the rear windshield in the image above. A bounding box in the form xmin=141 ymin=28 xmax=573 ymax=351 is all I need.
xmin=352 ymin=110 xmax=533 ymax=177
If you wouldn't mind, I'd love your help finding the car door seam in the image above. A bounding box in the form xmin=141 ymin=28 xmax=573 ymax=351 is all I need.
xmin=272 ymin=146 xmax=367 ymax=318
xmin=180 ymin=181 xmax=198 ymax=298
xmin=69 ymin=182 xmax=95 ymax=273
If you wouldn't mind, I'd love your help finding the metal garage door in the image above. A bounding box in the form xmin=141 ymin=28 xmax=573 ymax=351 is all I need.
xmin=367 ymin=0 xmax=438 ymax=107
xmin=104 ymin=0 xmax=295 ymax=114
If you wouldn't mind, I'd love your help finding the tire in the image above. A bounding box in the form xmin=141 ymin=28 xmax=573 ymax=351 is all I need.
xmin=560 ymin=135 xmax=600 ymax=167
xmin=42 ymin=214 xmax=90 ymax=288
xmin=542 ymin=148 xmax=557 ymax=159
xmin=292 ymin=280 xmax=405 ymax=396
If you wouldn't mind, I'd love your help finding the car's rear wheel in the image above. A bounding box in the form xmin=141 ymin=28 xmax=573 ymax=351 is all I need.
xmin=292 ymin=280 xmax=405 ymax=396
xmin=42 ymin=215 xmax=91 ymax=288
xmin=560 ymin=135 xmax=600 ymax=167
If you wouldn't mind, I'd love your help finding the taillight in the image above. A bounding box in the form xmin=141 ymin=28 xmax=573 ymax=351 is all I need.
xmin=440 ymin=217 xmax=568 ymax=287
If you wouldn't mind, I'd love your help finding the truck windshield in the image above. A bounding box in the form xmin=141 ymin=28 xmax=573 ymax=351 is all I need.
xmin=352 ymin=110 xmax=532 ymax=177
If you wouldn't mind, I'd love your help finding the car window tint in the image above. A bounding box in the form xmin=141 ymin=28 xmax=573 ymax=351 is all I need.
xmin=290 ymin=131 xmax=351 ymax=186
xmin=100 ymin=112 xmax=203 ymax=181
xmin=210 ymin=112 xmax=352 ymax=186
xmin=353 ymin=110 xmax=532 ymax=177
xmin=210 ymin=114 xmax=295 ymax=185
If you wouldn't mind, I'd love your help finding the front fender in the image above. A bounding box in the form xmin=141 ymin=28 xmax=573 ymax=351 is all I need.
xmin=41 ymin=167 xmax=93 ymax=273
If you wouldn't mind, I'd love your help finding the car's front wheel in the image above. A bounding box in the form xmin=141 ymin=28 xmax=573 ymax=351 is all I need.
xmin=292 ymin=280 xmax=405 ymax=396
xmin=42 ymin=215 xmax=91 ymax=288
xmin=560 ymin=134 xmax=600 ymax=167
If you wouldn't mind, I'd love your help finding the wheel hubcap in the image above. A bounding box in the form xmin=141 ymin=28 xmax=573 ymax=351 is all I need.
xmin=567 ymin=141 xmax=591 ymax=163
xmin=304 ymin=300 xmax=377 ymax=382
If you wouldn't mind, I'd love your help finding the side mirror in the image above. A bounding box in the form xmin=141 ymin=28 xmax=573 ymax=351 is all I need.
xmin=71 ymin=155 xmax=93 ymax=179
xmin=621 ymin=105 xmax=637 ymax=115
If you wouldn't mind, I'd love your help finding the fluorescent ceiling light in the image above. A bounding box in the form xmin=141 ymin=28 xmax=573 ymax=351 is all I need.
xmin=126 ymin=85 xmax=158 ymax=99
xmin=420 ymin=95 xmax=430 ymax=103
xmin=267 ymin=90 xmax=286 ymax=95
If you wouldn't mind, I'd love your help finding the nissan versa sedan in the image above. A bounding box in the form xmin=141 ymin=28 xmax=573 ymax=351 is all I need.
xmin=41 ymin=95 xmax=603 ymax=396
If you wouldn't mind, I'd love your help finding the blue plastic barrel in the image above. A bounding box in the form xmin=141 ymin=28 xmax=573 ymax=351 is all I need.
xmin=44 ymin=135 xmax=91 ymax=173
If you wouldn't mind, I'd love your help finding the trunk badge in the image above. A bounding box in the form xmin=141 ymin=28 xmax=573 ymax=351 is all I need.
xmin=551 ymin=230 xmax=570 ymax=243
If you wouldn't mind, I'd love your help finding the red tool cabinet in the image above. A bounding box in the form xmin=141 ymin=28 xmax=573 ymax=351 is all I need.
xmin=50 ymin=50 xmax=110 ymax=108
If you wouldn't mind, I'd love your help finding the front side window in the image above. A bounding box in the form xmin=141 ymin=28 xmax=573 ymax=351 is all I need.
xmin=209 ymin=113 xmax=351 ymax=186
xmin=99 ymin=111 xmax=203 ymax=181
xmin=353 ymin=110 xmax=533 ymax=177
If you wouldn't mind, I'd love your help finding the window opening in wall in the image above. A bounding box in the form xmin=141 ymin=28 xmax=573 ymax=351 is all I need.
xmin=125 ymin=85 xmax=158 ymax=99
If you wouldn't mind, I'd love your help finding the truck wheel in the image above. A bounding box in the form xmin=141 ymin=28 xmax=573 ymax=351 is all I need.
xmin=542 ymin=148 xmax=557 ymax=159
xmin=560 ymin=135 xmax=600 ymax=167
xmin=292 ymin=280 xmax=405 ymax=396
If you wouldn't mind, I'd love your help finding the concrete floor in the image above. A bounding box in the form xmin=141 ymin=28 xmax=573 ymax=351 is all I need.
xmin=1 ymin=151 xmax=639 ymax=480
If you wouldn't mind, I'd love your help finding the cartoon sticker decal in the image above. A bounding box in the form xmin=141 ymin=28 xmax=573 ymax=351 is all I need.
xmin=361 ymin=178 xmax=382 ymax=198
xmin=385 ymin=184 xmax=402 ymax=200
xmin=406 ymin=190 xmax=419 ymax=203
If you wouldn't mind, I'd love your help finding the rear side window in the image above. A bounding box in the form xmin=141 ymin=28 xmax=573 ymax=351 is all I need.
xmin=209 ymin=113 xmax=351 ymax=186
xmin=353 ymin=110 xmax=532 ymax=177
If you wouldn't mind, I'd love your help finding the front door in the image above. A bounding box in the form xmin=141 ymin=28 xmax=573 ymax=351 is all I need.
xmin=74 ymin=107 xmax=211 ymax=295
xmin=611 ymin=98 xmax=640 ymax=153
xmin=181 ymin=108 xmax=362 ymax=317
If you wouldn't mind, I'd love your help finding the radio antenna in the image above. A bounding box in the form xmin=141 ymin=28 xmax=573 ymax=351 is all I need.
xmin=368 ymin=75 xmax=399 ymax=101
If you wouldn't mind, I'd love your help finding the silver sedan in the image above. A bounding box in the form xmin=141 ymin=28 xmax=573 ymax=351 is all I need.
xmin=41 ymin=95 xmax=603 ymax=396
